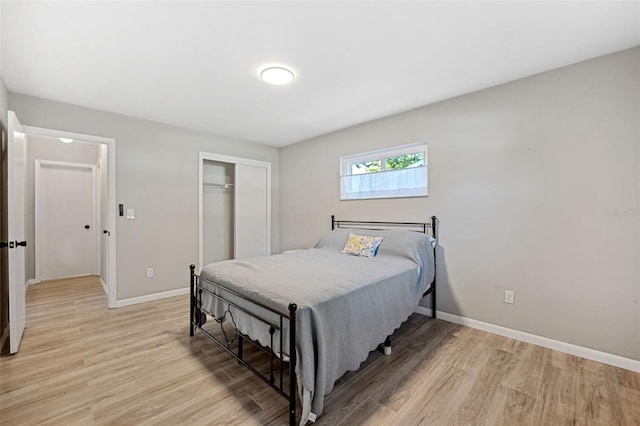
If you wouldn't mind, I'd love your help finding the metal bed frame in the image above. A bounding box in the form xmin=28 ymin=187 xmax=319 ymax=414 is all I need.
xmin=189 ymin=215 xmax=437 ymax=425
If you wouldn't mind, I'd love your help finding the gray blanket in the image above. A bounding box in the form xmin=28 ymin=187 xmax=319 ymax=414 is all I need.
xmin=199 ymin=228 xmax=435 ymax=423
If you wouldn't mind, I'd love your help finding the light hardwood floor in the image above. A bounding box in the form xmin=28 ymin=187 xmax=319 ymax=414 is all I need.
xmin=1 ymin=277 xmax=638 ymax=425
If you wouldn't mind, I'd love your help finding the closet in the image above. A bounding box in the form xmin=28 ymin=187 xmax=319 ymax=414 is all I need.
xmin=199 ymin=153 xmax=271 ymax=270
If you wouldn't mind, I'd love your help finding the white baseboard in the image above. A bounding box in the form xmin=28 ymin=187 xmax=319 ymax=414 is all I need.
xmin=415 ymin=306 xmax=434 ymax=317
xmin=26 ymin=279 xmax=41 ymax=286
xmin=100 ymin=278 xmax=107 ymax=295
xmin=414 ymin=307 xmax=640 ymax=373
xmin=115 ymin=287 xmax=190 ymax=308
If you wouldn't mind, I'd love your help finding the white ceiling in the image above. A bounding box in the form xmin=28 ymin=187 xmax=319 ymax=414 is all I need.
xmin=2 ymin=1 xmax=639 ymax=147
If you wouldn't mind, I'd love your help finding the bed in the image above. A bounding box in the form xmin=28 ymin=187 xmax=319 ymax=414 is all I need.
xmin=189 ymin=215 xmax=437 ymax=425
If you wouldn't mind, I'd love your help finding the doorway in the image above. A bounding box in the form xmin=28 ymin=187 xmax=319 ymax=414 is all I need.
xmin=22 ymin=125 xmax=117 ymax=308
xmin=3 ymin=116 xmax=116 ymax=354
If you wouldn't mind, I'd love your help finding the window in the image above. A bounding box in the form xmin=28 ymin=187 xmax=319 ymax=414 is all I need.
xmin=340 ymin=142 xmax=428 ymax=200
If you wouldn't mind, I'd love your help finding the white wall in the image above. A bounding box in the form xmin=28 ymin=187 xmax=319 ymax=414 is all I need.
xmin=279 ymin=47 xmax=640 ymax=361
xmin=24 ymin=136 xmax=100 ymax=281
xmin=9 ymin=95 xmax=280 ymax=300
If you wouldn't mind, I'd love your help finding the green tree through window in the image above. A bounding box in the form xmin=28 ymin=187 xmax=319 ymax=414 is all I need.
xmin=353 ymin=160 xmax=381 ymax=173
xmin=386 ymin=153 xmax=423 ymax=170
xmin=353 ymin=153 xmax=423 ymax=174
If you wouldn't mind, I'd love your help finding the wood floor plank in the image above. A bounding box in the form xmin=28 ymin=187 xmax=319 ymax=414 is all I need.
xmin=441 ymin=333 xmax=490 ymax=372
xmin=501 ymin=343 xmax=550 ymax=397
xmin=315 ymin=345 xmax=419 ymax=425
xmin=533 ymin=364 xmax=580 ymax=426
xmin=392 ymin=362 xmax=469 ymax=425
xmin=373 ymin=322 xmax=454 ymax=413
xmin=484 ymin=386 xmax=537 ymax=426
xmin=453 ymin=347 xmax=514 ymax=425
xmin=616 ymin=366 xmax=640 ymax=391
xmin=336 ymin=397 xmax=396 ymax=426
xmin=37 ymin=406 xmax=95 ymax=426
xmin=1 ymin=276 xmax=638 ymax=426
xmin=578 ymin=366 xmax=625 ymax=426
xmin=618 ymin=385 xmax=640 ymax=426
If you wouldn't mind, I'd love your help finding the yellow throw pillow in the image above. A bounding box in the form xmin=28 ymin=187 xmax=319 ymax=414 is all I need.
xmin=341 ymin=233 xmax=384 ymax=258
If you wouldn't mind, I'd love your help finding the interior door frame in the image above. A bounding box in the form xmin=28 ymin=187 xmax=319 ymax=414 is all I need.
xmin=198 ymin=151 xmax=271 ymax=272
xmin=22 ymin=125 xmax=117 ymax=308
xmin=35 ymin=160 xmax=98 ymax=281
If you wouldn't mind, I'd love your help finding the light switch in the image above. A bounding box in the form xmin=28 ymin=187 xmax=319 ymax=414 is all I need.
xmin=126 ymin=208 xmax=135 ymax=219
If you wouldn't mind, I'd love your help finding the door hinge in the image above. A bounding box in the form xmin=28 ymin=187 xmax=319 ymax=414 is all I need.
xmin=15 ymin=241 xmax=27 ymax=247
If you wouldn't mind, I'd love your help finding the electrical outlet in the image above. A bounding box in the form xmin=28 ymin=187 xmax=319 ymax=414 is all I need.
xmin=146 ymin=268 xmax=154 ymax=278
xmin=504 ymin=289 xmax=514 ymax=304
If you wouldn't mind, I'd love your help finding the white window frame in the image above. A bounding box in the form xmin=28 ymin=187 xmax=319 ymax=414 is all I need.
xmin=340 ymin=142 xmax=428 ymax=200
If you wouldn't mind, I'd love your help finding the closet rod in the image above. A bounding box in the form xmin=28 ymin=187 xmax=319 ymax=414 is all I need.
xmin=203 ymin=182 xmax=234 ymax=189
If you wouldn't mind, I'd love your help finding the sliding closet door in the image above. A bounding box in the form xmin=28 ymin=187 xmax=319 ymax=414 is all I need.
xmin=234 ymin=163 xmax=269 ymax=259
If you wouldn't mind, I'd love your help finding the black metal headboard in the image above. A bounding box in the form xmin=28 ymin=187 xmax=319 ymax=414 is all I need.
xmin=331 ymin=215 xmax=437 ymax=241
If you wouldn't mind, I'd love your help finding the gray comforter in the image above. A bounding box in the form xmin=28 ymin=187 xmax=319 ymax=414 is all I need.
xmin=199 ymin=228 xmax=435 ymax=424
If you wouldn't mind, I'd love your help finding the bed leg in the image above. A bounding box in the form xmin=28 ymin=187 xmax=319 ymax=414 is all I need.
xmin=289 ymin=303 xmax=297 ymax=426
xmin=431 ymin=215 xmax=437 ymax=319
xmin=383 ymin=336 xmax=392 ymax=356
xmin=189 ymin=264 xmax=195 ymax=336
xmin=238 ymin=335 xmax=244 ymax=364
xmin=432 ymin=281 xmax=436 ymax=319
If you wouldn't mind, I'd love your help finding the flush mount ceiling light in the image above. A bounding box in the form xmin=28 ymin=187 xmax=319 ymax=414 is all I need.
xmin=59 ymin=138 xmax=74 ymax=143
xmin=259 ymin=66 xmax=295 ymax=85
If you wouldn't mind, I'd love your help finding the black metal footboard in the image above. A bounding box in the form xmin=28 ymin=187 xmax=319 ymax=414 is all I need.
xmin=189 ymin=265 xmax=297 ymax=426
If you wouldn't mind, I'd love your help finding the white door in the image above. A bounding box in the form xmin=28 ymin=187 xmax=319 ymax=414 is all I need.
xmin=36 ymin=161 xmax=96 ymax=281
xmin=234 ymin=163 xmax=270 ymax=259
xmin=8 ymin=112 xmax=27 ymax=354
